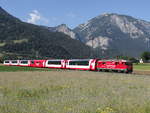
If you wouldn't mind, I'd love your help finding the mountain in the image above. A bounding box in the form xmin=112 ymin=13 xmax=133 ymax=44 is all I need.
xmin=1 ymin=6 xmax=150 ymax=59
xmin=48 ymin=24 xmax=78 ymax=40
xmin=0 ymin=7 xmax=91 ymax=60
xmin=73 ymin=13 xmax=150 ymax=57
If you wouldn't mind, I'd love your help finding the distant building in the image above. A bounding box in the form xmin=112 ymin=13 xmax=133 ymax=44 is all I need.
xmin=139 ymin=59 xmax=143 ymax=63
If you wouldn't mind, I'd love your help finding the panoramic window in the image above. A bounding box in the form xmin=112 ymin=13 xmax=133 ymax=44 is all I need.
xmin=11 ymin=61 xmax=17 ymax=63
xmin=48 ymin=61 xmax=61 ymax=65
xmin=5 ymin=61 xmax=9 ymax=63
xmin=21 ymin=61 xmax=28 ymax=64
xmin=69 ymin=61 xmax=89 ymax=66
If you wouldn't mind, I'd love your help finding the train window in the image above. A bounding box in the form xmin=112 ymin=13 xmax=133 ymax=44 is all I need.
xmin=11 ymin=61 xmax=17 ymax=63
xmin=69 ymin=61 xmax=89 ymax=66
xmin=5 ymin=61 xmax=9 ymax=63
xmin=48 ymin=61 xmax=61 ymax=65
xmin=21 ymin=61 xmax=28 ymax=64
xmin=31 ymin=61 xmax=34 ymax=64
xmin=115 ymin=62 xmax=119 ymax=65
xmin=102 ymin=62 xmax=106 ymax=64
xmin=36 ymin=62 xmax=41 ymax=64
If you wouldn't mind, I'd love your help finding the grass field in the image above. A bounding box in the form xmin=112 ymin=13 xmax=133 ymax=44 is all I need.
xmin=0 ymin=65 xmax=150 ymax=113
xmin=0 ymin=65 xmax=59 ymax=72
xmin=133 ymin=63 xmax=150 ymax=71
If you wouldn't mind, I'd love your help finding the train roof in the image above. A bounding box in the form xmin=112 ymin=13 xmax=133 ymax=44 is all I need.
xmin=68 ymin=59 xmax=95 ymax=61
xmin=97 ymin=59 xmax=131 ymax=62
xmin=47 ymin=59 xmax=65 ymax=61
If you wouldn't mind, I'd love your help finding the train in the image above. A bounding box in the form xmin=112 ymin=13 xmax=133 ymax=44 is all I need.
xmin=3 ymin=59 xmax=133 ymax=73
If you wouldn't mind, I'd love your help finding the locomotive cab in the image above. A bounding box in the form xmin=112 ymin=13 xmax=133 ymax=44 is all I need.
xmin=124 ymin=62 xmax=133 ymax=73
xmin=96 ymin=60 xmax=133 ymax=73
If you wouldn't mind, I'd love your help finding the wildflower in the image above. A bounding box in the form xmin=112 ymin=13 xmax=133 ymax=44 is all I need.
xmin=64 ymin=106 xmax=72 ymax=111
xmin=96 ymin=107 xmax=115 ymax=113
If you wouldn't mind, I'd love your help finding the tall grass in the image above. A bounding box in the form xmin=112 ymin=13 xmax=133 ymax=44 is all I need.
xmin=0 ymin=65 xmax=60 ymax=72
xmin=0 ymin=71 xmax=150 ymax=113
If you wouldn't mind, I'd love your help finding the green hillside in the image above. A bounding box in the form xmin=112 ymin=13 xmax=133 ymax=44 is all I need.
xmin=0 ymin=7 xmax=91 ymax=60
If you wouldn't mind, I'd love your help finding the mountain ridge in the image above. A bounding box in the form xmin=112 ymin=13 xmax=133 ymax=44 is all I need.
xmin=42 ymin=13 xmax=150 ymax=57
xmin=1 ymin=6 xmax=150 ymax=58
xmin=73 ymin=13 xmax=150 ymax=57
xmin=51 ymin=13 xmax=150 ymax=57
xmin=0 ymin=7 xmax=91 ymax=60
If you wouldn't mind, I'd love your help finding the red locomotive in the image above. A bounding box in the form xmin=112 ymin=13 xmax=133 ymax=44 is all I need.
xmin=3 ymin=59 xmax=133 ymax=73
xmin=96 ymin=60 xmax=132 ymax=73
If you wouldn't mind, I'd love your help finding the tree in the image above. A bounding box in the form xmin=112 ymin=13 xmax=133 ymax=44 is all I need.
xmin=116 ymin=55 xmax=138 ymax=63
xmin=116 ymin=55 xmax=130 ymax=60
xmin=141 ymin=51 xmax=150 ymax=62
xmin=129 ymin=57 xmax=139 ymax=63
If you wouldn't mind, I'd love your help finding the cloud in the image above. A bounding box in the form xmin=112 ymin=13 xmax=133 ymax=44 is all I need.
xmin=27 ymin=10 xmax=41 ymax=24
xmin=27 ymin=10 xmax=49 ymax=25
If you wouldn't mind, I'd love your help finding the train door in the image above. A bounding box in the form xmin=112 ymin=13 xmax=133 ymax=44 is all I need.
xmin=90 ymin=59 xmax=97 ymax=71
xmin=61 ymin=60 xmax=66 ymax=69
xmin=35 ymin=60 xmax=44 ymax=68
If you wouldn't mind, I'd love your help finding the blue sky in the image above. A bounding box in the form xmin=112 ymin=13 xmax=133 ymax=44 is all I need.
xmin=0 ymin=0 xmax=150 ymax=28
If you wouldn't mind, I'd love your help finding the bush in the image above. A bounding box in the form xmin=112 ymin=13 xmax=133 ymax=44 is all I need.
xmin=141 ymin=52 xmax=150 ymax=62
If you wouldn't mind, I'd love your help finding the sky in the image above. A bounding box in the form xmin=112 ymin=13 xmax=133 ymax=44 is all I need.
xmin=0 ymin=0 xmax=150 ymax=28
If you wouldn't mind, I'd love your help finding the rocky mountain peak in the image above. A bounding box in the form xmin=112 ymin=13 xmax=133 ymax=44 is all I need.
xmin=73 ymin=13 xmax=150 ymax=57
xmin=48 ymin=24 xmax=77 ymax=40
xmin=108 ymin=14 xmax=144 ymax=38
xmin=55 ymin=24 xmax=71 ymax=32
xmin=57 ymin=24 xmax=68 ymax=27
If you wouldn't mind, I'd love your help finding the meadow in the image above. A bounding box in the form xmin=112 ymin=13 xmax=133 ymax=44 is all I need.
xmin=134 ymin=63 xmax=150 ymax=71
xmin=0 ymin=65 xmax=56 ymax=72
xmin=0 ymin=65 xmax=150 ymax=113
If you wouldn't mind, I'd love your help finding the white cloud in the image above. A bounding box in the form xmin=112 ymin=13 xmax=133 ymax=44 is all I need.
xmin=27 ymin=10 xmax=49 ymax=25
xmin=27 ymin=10 xmax=41 ymax=24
